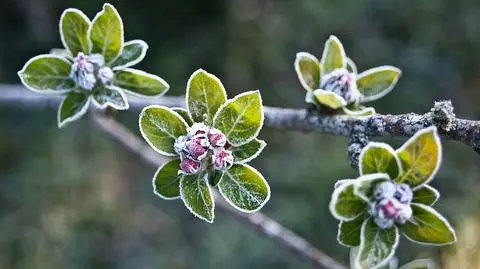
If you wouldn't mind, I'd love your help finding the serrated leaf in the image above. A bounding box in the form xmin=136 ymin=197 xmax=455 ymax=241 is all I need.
xmin=218 ymin=164 xmax=270 ymax=212
xmin=91 ymin=85 xmax=128 ymax=110
xmin=57 ymin=91 xmax=90 ymax=128
xmin=153 ymin=159 xmax=181 ymax=199
xmin=111 ymin=40 xmax=148 ymax=70
xmin=172 ymin=107 xmax=193 ymax=126
xmin=294 ymin=52 xmax=321 ymax=91
xmin=360 ymin=143 xmax=402 ymax=179
xmin=398 ymin=259 xmax=434 ymax=269
xmin=329 ymin=181 xmax=366 ymax=221
xmin=357 ymin=66 xmax=401 ymax=103
xmin=180 ymin=173 xmax=214 ymax=223
xmin=400 ymin=203 xmax=456 ymax=245
xmin=213 ymin=91 xmax=263 ymax=146
xmin=89 ymin=3 xmax=123 ymax=63
xmin=60 ymin=8 xmax=91 ymax=56
xmin=342 ymin=106 xmax=375 ymax=116
xmin=208 ymin=170 xmax=224 ymax=187
xmin=313 ymin=89 xmax=347 ymax=109
xmin=18 ymin=55 xmax=75 ymax=93
xmin=186 ymin=69 xmax=227 ymax=124
xmin=321 ymin=35 xmax=346 ymax=75
xmin=354 ymin=173 xmax=390 ymax=202
xmin=139 ymin=105 xmax=188 ymax=156
xmin=231 ymin=139 xmax=266 ymax=164
xmin=356 ymin=217 xmax=399 ymax=269
xmin=113 ymin=68 xmax=169 ymax=97
xmin=412 ymin=185 xmax=439 ymax=206
xmin=338 ymin=214 xmax=364 ymax=247
xmin=396 ymin=127 xmax=441 ymax=188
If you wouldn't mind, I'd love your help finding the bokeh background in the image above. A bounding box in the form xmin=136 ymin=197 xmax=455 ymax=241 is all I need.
xmin=1 ymin=0 xmax=480 ymax=268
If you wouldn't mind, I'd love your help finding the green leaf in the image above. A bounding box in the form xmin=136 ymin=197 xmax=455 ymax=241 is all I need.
xmin=342 ymin=106 xmax=375 ymax=117
xmin=320 ymin=35 xmax=346 ymax=75
xmin=49 ymin=49 xmax=73 ymax=60
xmin=91 ymin=85 xmax=129 ymax=110
xmin=400 ymin=203 xmax=456 ymax=245
xmin=355 ymin=217 xmax=399 ymax=269
xmin=113 ymin=68 xmax=169 ymax=97
xmin=57 ymin=91 xmax=90 ymax=128
xmin=396 ymin=127 xmax=442 ymax=188
xmin=153 ymin=159 xmax=181 ymax=199
xmin=180 ymin=173 xmax=215 ymax=223
xmin=89 ymin=3 xmax=123 ymax=63
xmin=186 ymin=69 xmax=227 ymax=123
xmin=171 ymin=107 xmax=193 ymax=126
xmin=313 ymin=89 xmax=347 ymax=109
xmin=346 ymin=57 xmax=358 ymax=74
xmin=329 ymin=181 xmax=366 ymax=221
xmin=398 ymin=259 xmax=434 ymax=269
xmin=60 ymin=8 xmax=91 ymax=55
xmin=231 ymin=139 xmax=266 ymax=164
xmin=218 ymin=164 xmax=270 ymax=212
xmin=208 ymin=170 xmax=224 ymax=187
xmin=354 ymin=173 xmax=390 ymax=202
xmin=18 ymin=55 xmax=75 ymax=93
xmin=360 ymin=142 xmax=402 ymax=179
xmin=139 ymin=105 xmax=189 ymax=156
xmin=412 ymin=185 xmax=439 ymax=206
xmin=213 ymin=91 xmax=263 ymax=146
xmin=294 ymin=52 xmax=321 ymax=91
xmin=338 ymin=214 xmax=364 ymax=247
xmin=111 ymin=40 xmax=148 ymax=70
xmin=357 ymin=66 xmax=401 ymax=103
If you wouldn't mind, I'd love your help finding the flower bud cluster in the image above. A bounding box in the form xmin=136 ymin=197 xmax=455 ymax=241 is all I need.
xmin=174 ymin=123 xmax=233 ymax=175
xmin=320 ymin=69 xmax=360 ymax=104
xmin=70 ymin=52 xmax=114 ymax=90
xmin=368 ymin=181 xmax=413 ymax=229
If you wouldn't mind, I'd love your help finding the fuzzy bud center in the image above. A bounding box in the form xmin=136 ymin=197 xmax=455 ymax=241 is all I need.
xmin=320 ymin=69 xmax=360 ymax=104
xmin=70 ymin=53 xmax=114 ymax=90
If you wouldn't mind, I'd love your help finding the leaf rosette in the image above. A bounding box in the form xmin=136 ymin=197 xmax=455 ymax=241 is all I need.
xmin=330 ymin=127 xmax=456 ymax=269
xmin=294 ymin=35 xmax=401 ymax=116
xmin=140 ymin=69 xmax=270 ymax=223
xmin=18 ymin=3 xmax=169 ymax=128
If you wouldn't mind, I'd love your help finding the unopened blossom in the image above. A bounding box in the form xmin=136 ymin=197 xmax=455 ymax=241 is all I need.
xmin=208 ymin=128 xmax=227 ymax=148
xmin=69 ymin=52 xmax=113 ymax=90
xmin=180 ymin=158 xmax=201 ymax=175
xmin=320 ymin=69 xmax=360 ymax=104
xmin=212 ymin=149 xmax=234 ymax=171
xmin=98 ymin=67 xmax=114 ymax=85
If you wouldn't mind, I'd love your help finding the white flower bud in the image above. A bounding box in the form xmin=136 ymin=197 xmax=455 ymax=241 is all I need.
xmin=395 ymin=204 xmax=412 ymax=224
xmin=394 ymin=183 xmax=413 ymax=204
xmin=373 ymin=181 xmax=396 ymax=200
xmin=320 ymin=69 xmax=360 ymax=104
xmin=98 ymin=67 xmax=114 ymax=85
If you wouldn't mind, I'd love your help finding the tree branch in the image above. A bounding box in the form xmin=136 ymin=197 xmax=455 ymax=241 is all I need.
xmin=90 ymin=112 xmax=347 ymax=269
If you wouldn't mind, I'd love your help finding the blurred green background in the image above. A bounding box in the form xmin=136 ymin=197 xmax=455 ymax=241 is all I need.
xmin=1 ymin=0 xmax=480 ymax=268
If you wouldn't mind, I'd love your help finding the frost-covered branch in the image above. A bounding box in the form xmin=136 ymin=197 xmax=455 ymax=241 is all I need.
xmin=90 ymin=112 xmax=347 ymax=269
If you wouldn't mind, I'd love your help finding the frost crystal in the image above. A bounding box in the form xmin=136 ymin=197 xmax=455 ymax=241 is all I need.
xmin=175 ymin=123 xmax=233 ymax=175
xmin=368 ymin=181 xmax=413 ymax=229
xmin=320 ymin=69 xmax=360 ymax=104
xmin=70 ymin=52 xmax=114 ymax=90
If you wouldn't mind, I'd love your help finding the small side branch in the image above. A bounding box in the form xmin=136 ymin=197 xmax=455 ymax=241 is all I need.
xmin=90 ymin=113 xmax=348 ymax=269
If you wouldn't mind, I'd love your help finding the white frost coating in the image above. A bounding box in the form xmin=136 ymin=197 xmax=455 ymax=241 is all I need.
xmin=395 ymin=126 xmax=442 ymax=191
xmin=185 ymin=68 xmax=227 ymax=122
xmin=17 ymin=54 xmax=75 ymax=94
xmin=312 ymin=89 xmax=348 ymax=109
xmin=114 ymin=68 xmax=170 ymax=97
xmin=138 ymin=105 xmax=189 ymax=157
xmin=320 ymin=35 xmax=347 ymax=77
xmin=113 ymin=39 xmax=149 ymax=71
xmin=346 ymin=57 xmax=358 ymax=74
xmin=354 ymin=218 xmax=399 ymax=269
xmin=212 ymin=90 xmax=264 ymax=147
xmin=352 ymin=173 xmax=390 ymax=202
xmin=357 ymin=66 xmax=402 ymax=103
xmin=57 ymin=94 xmax=91 ymax=128
xmin=87 ymin=3 xmax=125 ymax=65
xmin=342 ymin=106 xmax=376 ymax=117
xmin=90 ymin=85 xmax=130 ymax=110
xmin=294 ymin=52 xmax=321 ymax=91
xmin=59 ymin=8 xmax=92 ymax=55
xmin=329 ymin=180 xmax=363 ymax=221
xmin=334 ymin=179 xmax=356 ymax=189
xmin=320 ymin=68 xmax=360 ymax=104
xmin=152 ymin=159 xmax=181 ymax=200
xmin=358 ymin=142 xmax=403 ymax=178
xmin=234 ymin=139 xmax=267 ymax=165
xmin=218 ymin=164 xmax=271 ymax=213
xmin=398 ymin=259 xmax=435 ymax=269
xmin=179 ymin=173 xmax=215 ymax=223
xmin=402 ymin=203 xmax=457 ymax=246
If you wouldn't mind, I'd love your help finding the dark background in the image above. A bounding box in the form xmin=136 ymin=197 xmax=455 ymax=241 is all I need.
xmin=0 ymin=0 xmax=479 ymax=268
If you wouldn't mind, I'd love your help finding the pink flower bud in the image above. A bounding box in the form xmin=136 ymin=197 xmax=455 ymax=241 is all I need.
xmin=180 ymin=158 xmax=201 ymax=174
xmin=208 ymin=128 xmax=227 ymax=148
xmin=212 ymin=149 xmax=233 ymax=171
xmin=380 ymin=200 xmax=399 ymax=219
xmin=186 ymin=139 xmax=208 ymax=160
